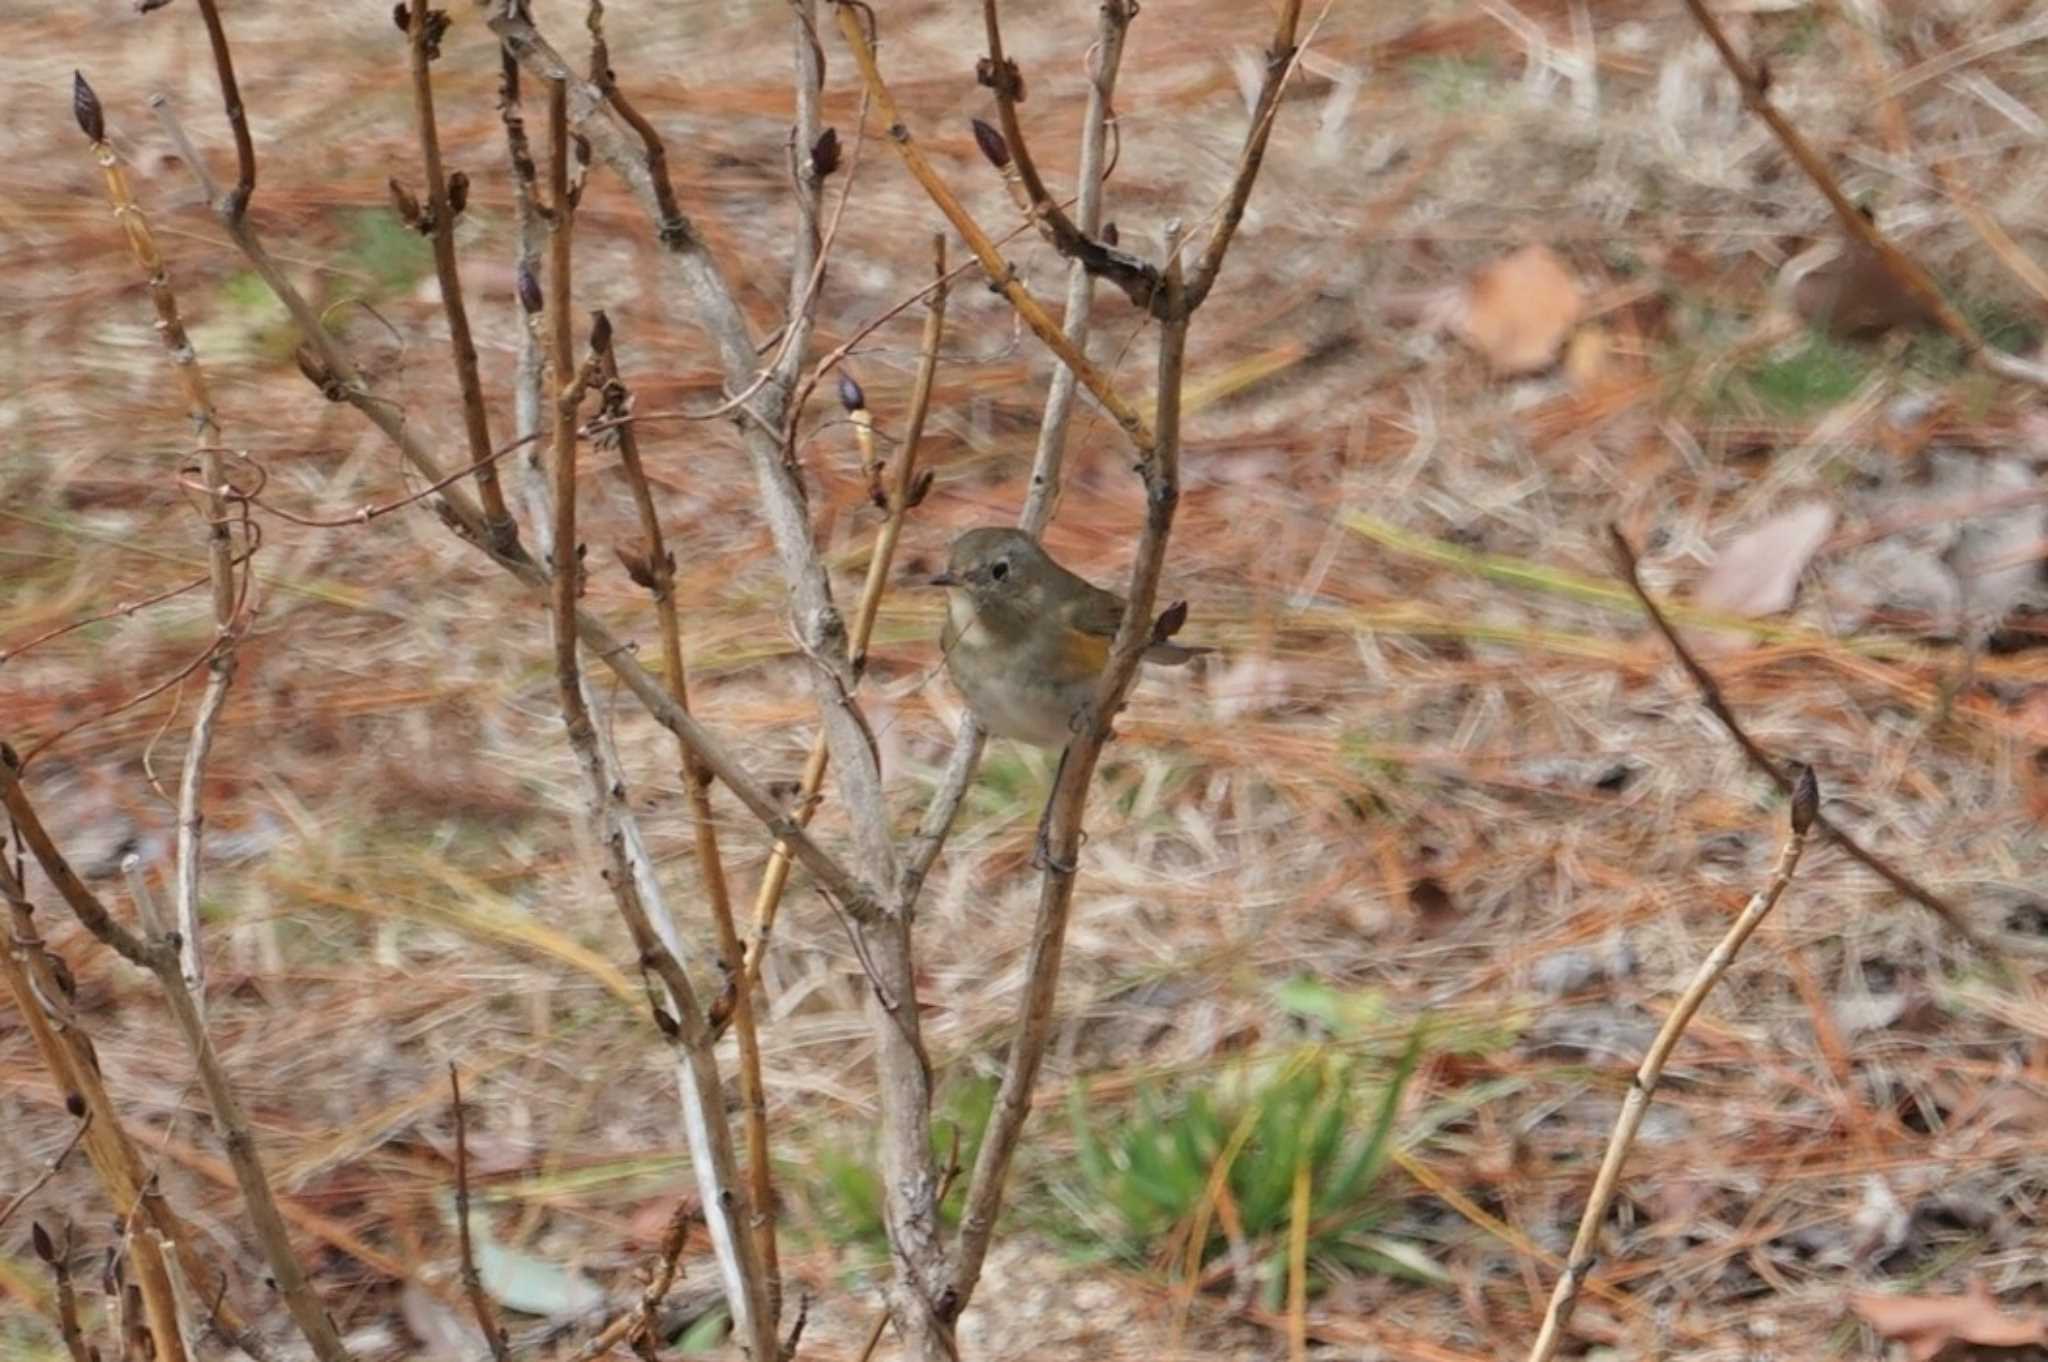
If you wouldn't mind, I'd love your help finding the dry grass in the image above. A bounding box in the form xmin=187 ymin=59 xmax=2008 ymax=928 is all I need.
xmin=4 ymin=0 xmax=2047 ymax=1359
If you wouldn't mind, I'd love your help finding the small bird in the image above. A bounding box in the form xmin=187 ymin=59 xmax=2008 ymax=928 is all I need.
xmin=931 ymin=527 xmax=1209 ymax=748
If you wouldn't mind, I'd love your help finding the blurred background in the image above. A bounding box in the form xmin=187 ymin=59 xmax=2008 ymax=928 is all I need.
xmin=4 ymin=0 xmax=2047 ymax=1357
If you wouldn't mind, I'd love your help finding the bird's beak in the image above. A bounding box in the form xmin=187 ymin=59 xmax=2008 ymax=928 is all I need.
xmin=927 ymin=571 xmax=958 ymax=588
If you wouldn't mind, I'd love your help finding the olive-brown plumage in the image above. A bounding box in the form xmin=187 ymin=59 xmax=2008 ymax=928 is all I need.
xmin=931 ymin=528 xmax=1207 ymax=747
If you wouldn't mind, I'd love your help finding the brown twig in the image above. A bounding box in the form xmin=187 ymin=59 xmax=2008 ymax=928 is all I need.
xmin=189 ymin=0 xmax=255 ymax=219
xmin=742 ymin=235 xmax=950 ymax=1004
xmin=1677 ymin=0 xmax=2048 ymax=390
xmin=403 ymin=0 xmax=518 ymax=554
xmin=1181 ymin=0 xmax=1303 ymax=314
xmin=595 ymin=314 xmax=776 ymax=1310
xmin=0 ymin=869 xmax=268 ymax=1360
xmin=0 ymin=1121 xmax=88 ymax=1236
xmin=1608 ymin=526 xmax=1992 ymax=953
xmin=1526 ymin=771 xmax=1819 ymax=1362
xmin=949 ymin=220 xmax=1192 ymax=1314
xmin=33 ymin=1221 xmax=93 ymax=1362
xmin=447 ymin=1065 xmax=509 ymax=1362
xmin=1018 ymin=0 xmax=1135 ymax=535
xmin=834 ymin=1 xmax=1157 ymax=459
xmin=539 ymin=78 xmax=779 ymax=1357
xmin=0 ymin=759 xmax=351 ymax=1361
xmin=75 ymin=70 xmax=243 ymax=1012
xmin=977 ymin=0 xmax=1160 ymax=312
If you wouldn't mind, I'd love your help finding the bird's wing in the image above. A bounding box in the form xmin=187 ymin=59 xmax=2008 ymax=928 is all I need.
xmin=1067 ymin=579 xmax=1131 ymax=640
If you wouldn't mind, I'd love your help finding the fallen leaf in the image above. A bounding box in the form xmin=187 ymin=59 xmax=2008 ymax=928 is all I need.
xmin=1562 ymin=324 xmax=1611 ymax=387
xmin=1453 ymin=244 xmax=1585 ymax=375
xmin=1696 ymin=501 xmax=1837 ymax=619
xmin=1853 ymin=1280 xmax=2048 ymax=1362
xmin=1792 ymin=236 xmax=1937 ymax=339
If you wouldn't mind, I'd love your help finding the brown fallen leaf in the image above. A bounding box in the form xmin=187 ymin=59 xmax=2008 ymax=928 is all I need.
xmin=1853 ymin=1279 xmax=2048 ymax=1362
xmin=1452 ymin=243 xmax=1585 ymax=375
xmin=1696 ymin=501 xmax=1838 ymax=619
xmin=1791 ymin=221 xmax=1938 ymax=339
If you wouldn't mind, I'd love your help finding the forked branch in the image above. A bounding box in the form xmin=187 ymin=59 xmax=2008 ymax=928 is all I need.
xmin=1526 ymin=770 xmax=1818 ymax=1362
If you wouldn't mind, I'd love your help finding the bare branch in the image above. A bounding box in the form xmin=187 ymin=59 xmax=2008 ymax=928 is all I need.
xmin=447 ymin=1066 xmax=510 ymax=1362
xmin=0 ymin=764 xmax=352 ymax=1361
xmin=597 ymin=315 xmax=778 ymax=1311
xmin=0 ymin=864 xmax=273 ymax=1360
xmin=1019 ymin=0 xmax=1135 ymax=536
xmin=75 ymin=73 xmax=242 ymax=1010
xmin=404 ymin=0 xmax=520 ymax=552
xmin=190 ymin=0 xmax=256 ymax=219
xmin=1527 ymin=774 xmax=1816 ymax=1361
xmin=834 ymin=2 xmax=1157 ymax=459
xmin=950 ymin=221 xmax=1192 ymax=1312
xmin=743 ymin=235 xmax=950 ymax=1001
xmin=539 ymin=86 xmax=777 ymax=1351
xmin=1608 ymin=526 xmax=1994 ymax=954
xmin=977 ymin=0 xmax=1160 ymax=312
xmin=1181 ymin=0 xmax=1303 ymax=313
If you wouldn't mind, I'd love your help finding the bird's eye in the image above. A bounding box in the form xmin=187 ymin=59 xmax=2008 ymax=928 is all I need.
xmin=990 ymin=559 xmax=1009 ymax=582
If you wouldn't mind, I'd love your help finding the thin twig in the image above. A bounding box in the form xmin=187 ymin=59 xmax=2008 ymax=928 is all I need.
xmin=73 ymin=74 xmax=241 ymax=1012
xmin=595 ymin=314 xmax=776 ymax=1311
xmin=1018 ymin=0 xmax=1135 ymax=536
xmin=189 ymin=0 xmax=255 ymax=219
xmin=834 ymin=2 xmax=1157 ymax=459
xmin=540 ymin=76 xmax=779 ymax=1356
xmin=0 ymin=863 xmax=273 ymax=1361
xmin=1526 ymin=771 xmax=1819 ymax=1362
xmin=1181 ymin=0 xmax=1303 ymax=314
xmin=1607 ymin=526 xmax=1993 ymax=954
xmin=1677 ymin=0 xmax=2048 ymax=390
xmin=949 ymin=219 xmax=1192 ymax=1313
xmin=0 ymin=760 xmax=351 ymax=1361
xmin=741 ymin=235 xmax=950 ymax=1002
xmin=447 ymin=1066 xmax=509 ymax=1362
xmin=36 ymin=1222 xmax=92 ymax=1362
xmin=0 ymin=1120 xmax=88 ymax=1235
xmin=404 ymin=0 xmax=518 ymax=553
xmin=977 ymin=0 xmax=1161 ymax=311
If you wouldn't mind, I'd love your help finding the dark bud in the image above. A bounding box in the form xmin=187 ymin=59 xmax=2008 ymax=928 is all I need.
xmin=906 ymin=468 xmax=936 ymax=508
xmin=1 ymin=739 xmax=17 ymax=770
xmin=31 ymin=1222 xmax=55 ymax=1264
xmin=1790 ymin=763 xmax=1819 ymax=835
xmin=614 ymin=542 xmax=656 ymax=590
xmin=516 ymin=262 xmax=544 ymax=315
xmin=574 ymin=134 xmax=592 ymax=167
xmin=392 ymin=2 xmax=409 ymax=32
xmin=1152 ymin=599 xmax=1189 ymax=643
xmin=810 ymin=126 xmax=842 ymax=180
xmin=446 ymin=170 xmax=469 ymax=217
xmin=707 ymin=978 xmax=736 ymax=1033
xmin=974 ymin=56 xmax=1025 ymax=102
xmin=651 ymin=1006 xmax=679 ymax=1040
xmin=386 ymin=177 xmax=421 ymax=227
xmin=970 ymin=117 xmax=1010 ymax=169
xmin=426 ymin=9 xmax=451 ymax=57
xmin=867 ymin=467 xmax=889 ymax=511
xmin=66 ymin=1090 xmax=87 ymax=1118
xmin=588 ymin=309 xmax=612 ymax=354
xmin=1755 ymin=59 xmax=1772 ymax=98
xmin=73 ymin=72 xmax=106 ymax=144
xmin=136 ymin=0 xmax=176 ymax=12
xmin=836 ymin=371 xmax=865 ymax=413
xmin=1100 ymin=221 xmax=1118 ymax=247
xmin=49 ymin=954 xmax=76 ymax=1000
